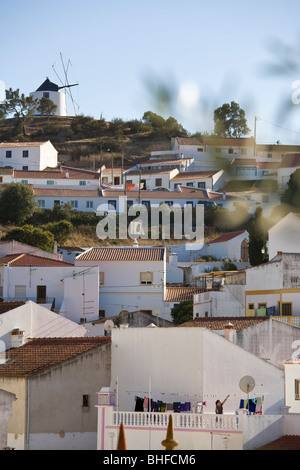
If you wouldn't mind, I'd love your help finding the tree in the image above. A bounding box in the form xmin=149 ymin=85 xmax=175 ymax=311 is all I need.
xmin=0 ymin=88 xmax=38 ymax=135
xmin=213 ymin=101 xmax=251 ymax=138
xmin=42 ymin=220 xmax=73 ymax=245
xmin=36 ymin=97 xmax=57 ymax=117
xmin=2 ymin=225 xmax=55 ymax=252
xmin=0 ymin=183 xmax=36 ymax=225
xmin=171 ymin=301 xmax=193 ymax=325
xmin=281 ymin=168 xmax=300 ymax=208
xmin=248 ymin=207 xmax=268 ymax=266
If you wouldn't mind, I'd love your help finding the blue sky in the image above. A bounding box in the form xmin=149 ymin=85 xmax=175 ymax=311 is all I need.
xmin=2 ymin=0 xmax=300 ymax=144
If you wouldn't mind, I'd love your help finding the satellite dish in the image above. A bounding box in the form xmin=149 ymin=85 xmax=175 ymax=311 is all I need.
xmin=239 ymin=375 xmax=255 ymax=393
xmin=104 ymin=320 xmax=115 ymax=332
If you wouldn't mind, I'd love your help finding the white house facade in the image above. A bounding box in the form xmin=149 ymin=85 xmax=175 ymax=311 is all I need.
xmin=0 ymin=141 xmax=58 ymax=170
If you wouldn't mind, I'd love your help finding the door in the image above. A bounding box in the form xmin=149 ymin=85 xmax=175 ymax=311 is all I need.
xmin=37 ymin=285 xmax=46 ymax=304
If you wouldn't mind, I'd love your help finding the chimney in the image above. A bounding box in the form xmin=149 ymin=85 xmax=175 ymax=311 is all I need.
xmin=10 ymin=329 xmax=25 ymax=348
xmin=224 ymin=322 xmax=234 ymax=341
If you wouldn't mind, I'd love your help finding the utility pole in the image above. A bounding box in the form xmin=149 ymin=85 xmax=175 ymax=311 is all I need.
xmin=254 ymin=116 xmax=258 ymax=157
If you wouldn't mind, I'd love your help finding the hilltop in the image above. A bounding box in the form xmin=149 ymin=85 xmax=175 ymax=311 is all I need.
xmin=0 ymin=113 xmax=189 ymax=169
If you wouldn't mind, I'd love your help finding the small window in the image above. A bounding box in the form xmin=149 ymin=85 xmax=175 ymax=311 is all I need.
xmin=186 ymin=182 xmax=193 ymax=187
xmin=108 ymin=200 xmax=116 ymax=210
xmin=99 ymin=309 xmax=105 ymax=318
xmin=258 ymin=303 xmax=267 ymax=309
xmin=21 ymin=180 xmax=28 ymax=184
xmin=99 ymin=271 xmax=105 ymax=286
xmin=82 ymin=395 xmax=90 ymax=407
xmin=155 ymin=178 xmax=162 ymax=187
xmin=71 ymin=200 xmax=78 ymax=209
xmin=262 ymin=195 xmax=269 ymax=203
xmin=15 ymin=285 xmax=26 ymax=298
xmin=6 ymin=151 xmax=12 ymax=158
xmin=198 ymin=182 xmax=206 ymax=189
xmin=281 ymin=302 xmax=292 ymax=316
xmin=295 ymin=379 xmax=300 ymax=400
xmin=86 ymin=201 xmax=93 ymax=208
xmin=38 ymin=200 xmax=45 ymax=208
xmin=164 ymin=201 xmax=173 ymax=206
xmin=79 ymin=180 xmax=86 ymax=186
xmin=114 ymin=176 xmax=120 ymax=185
xmin=47 ymin=180 xmax=54 ymax=185
xmin=197 ymin=147 xmax=204 ymax=152
xmin=54 ymin=200 xmax=60 ymax=207
xmin=141 ymin=200 xmax=150 ymax=208
xmin=140 ymin=271 xmax=153 ymax=285
xmin=23 ymin=150 xmax=29 ymax=158
xmin=228 ymin=149 xmax=233 ymax=154
xmin=22 ymin=166 xmax=28 ymax=171
xmin=248 ymin=303 xmax=255 ymax=310
xmin=43 ymin=92 xmax=50 ymax=98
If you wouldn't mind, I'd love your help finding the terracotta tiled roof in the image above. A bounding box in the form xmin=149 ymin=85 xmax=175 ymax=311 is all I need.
xmin=0 ymin=141 xmax=50 ymax=148
xmin=0 ymin=337 xmax=111 ymax=377
xmin=76 ymin=246 xmax=165 ymax=262
xmin=15 ymin=167 xmax=100 ymax=180
xmin=231 ymin=158 xmax=257 ymax=166
xmin=142 ymin=157 xmax=193 ymax=165
xmin=101 ymin=187 xmax=209 ymax=199
xmin=33 ymin=188 xmax=100 ymax=197
xmin=178 ymin=316 xmax=268 ymax=329
xmin=126 ymin=168 xmax=177 ymax=175
xmin=202 ymin=136 xmax=255 ymax=147
xmin=175 ymin=137 xmax=203 ymax=146
xmin=278 ymin=153 xmax=300 ymax=169
xmin=165 ymin=286 xmax=205 ymax=302
xmin=208 ymin=230 xmax=247 ymax=244
xmin=257 ymin=435 xmax=300 ymax=450
xmin=0 ymin=253 xmax=74 ymax=267
xmin=0 ymin=301 xmax=25 ymax=314
xmin=171 ymin=171 xmax=219 ymax=180
xmin=256 ymin=161 xmax=280 ymax=169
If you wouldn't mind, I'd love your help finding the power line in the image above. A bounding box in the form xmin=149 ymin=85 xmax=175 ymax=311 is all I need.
xmin=257 ymin=116 xmax=300 ymax=136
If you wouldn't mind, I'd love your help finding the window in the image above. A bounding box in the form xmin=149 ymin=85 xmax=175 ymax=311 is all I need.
xmin=248 ymin=303 xmax=255 ymax=310
xmin=21 ymin=180 xmax=28 ymax=184
xmin=86 ymin=201 xmax=93 ymax=209
xmin=82 ymin=395 xmax=90 ymax=407
xmin=155 ymin=178 xmax=162 ymax=187
xmin=79 ymin=180 xmax=86 ymax=186
xmin=262 ymin=195 xmax=269 ymax=203
xmin=99 ymin=309 xmax=105 ymax=318
xmin=47 ymin=180 xmax=54 ymax=185
xmin=198 ymin=182 xmax=206 ymax=189
xmin=141 ymin=200 xmax=150 ymax=208
xmin=22 ymin=166 xmax=28 ymax=170
xmin=0 ymin=177 xmax=3 ymax=183
xmin=295 ymin=380 xmax=300 ymax=400
xmin=228 ymin=148 xmax=233 ymax=154
xmin=281 ymin=302 xmax=292 ymax=316
xmin=108 ymin=200 xmax=116 ymax=210
xmin=99 ymin=271 xmax=105 ymax=286
xmin=71 ymin=200 xmax=78 ymax=209
xmin=114 ymin=176 xmax=120 ymax=185
xmin=186 ymin=182 xmax=193 ymax=187
xmin=23 ymin=150 xmax=28 ymax=158
xmin=38 ymin=200 xmax=45 ymax=208
xmin=6 ymin=151 xmax=12 ymax=158
xmin=197 ymin=147 xmax=204 ymax=152
xmin=15 ymin=285 xmax=26 ymax=298
xmin=164 ymin=201 xmax=173 ymax=206
xmin=43 ymin=92 xmax=50 ymax=98
xmin=291 ymin=277 xmax=299 ymax=284
xmin=267 ymin=153 xmax=272 ymax=158
xmin=54 ymin=200 xmax=60 ymax=207
xmin=140 ymin=271 xmax=153 ymax=285
xmin=127 ymin=200 xmax=133 ymax=209
xmin=258 ymin=303 xmax=267 ymax=309
xmin=185 ymin=201 xmax=193 ymax=206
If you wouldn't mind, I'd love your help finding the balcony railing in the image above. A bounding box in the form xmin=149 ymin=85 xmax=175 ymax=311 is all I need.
xmin=112 ymin=411 xmax=240 ymax=431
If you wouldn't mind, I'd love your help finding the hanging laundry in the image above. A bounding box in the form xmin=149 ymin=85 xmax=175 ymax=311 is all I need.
xmin=135 ymin=396 xmax=144 ymax=412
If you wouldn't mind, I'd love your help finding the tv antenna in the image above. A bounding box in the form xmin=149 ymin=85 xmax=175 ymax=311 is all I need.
xmin=52 ymin=52 xmax=79 ymax=115
xmin=239 ymin=375 xmax=255 ymax=414
xmin=104 ymin=319 xmax=115 ymax=334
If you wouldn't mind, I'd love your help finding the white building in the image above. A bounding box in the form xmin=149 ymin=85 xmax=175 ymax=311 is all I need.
xmin=30 ymin=78 xmax=67 ymax=117
xmin=0 ymin=301 xmax=86 ymax=351
xmin=97 ymin=326 xmax=287 ymax=450
xmin=277 ymin=153 xmax=300 ymax=192
xmin=170 ymin=169 xmax=224 ymax=191
xmin=268 ymin=212 xmax=300 ymax=260
xmin=0 ymin=141 xmax=58 ymax=170
xmin=124 ymin=168 xmax=179 ymax=190
xmin=284 ymin=355 xmax=300 ymax=414
xmin=202 ymin=230 xmax=249 ymax=262
xmin=0 ymin=253 xmax=99 ymax=324
xmin=75 ymin=246 xmax=171 ymax=320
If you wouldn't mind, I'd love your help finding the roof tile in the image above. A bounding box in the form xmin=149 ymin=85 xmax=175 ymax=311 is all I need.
xmin=76 ymin=247 xmax=165 ymax=262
